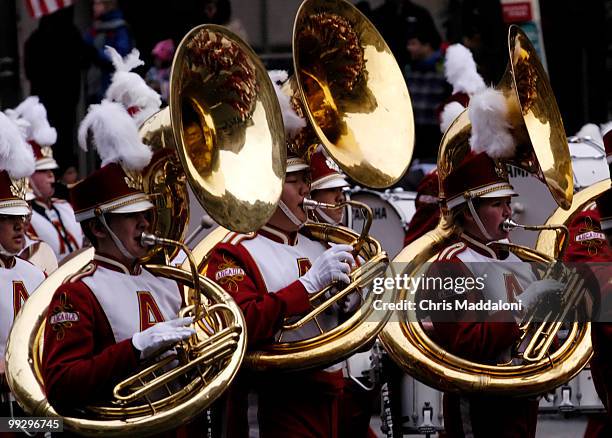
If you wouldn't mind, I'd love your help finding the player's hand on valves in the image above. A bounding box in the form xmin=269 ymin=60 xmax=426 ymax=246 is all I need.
xmin=299 ymin=244 xmax=355 ymax=293
xmin=132 ymin=317 xmax=195 ymax=360
xmin=519 ymin=279 xmax=564 ymax=310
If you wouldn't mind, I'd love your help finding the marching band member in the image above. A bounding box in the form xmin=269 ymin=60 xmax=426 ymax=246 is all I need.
xmin=309 ymin=148 xmax=350 ymax=225
xmin=9 ymin=96 xmax=83 ymax=261
xmin=0 ymin=113 xmax=46 ymax=422
xmin=404 ymin=169 xmax=439 ymax=246
xmin=206 ymin=71 xmax=356 ymax=438
xmin=571 ymin=124 xmax=612 ymax=438
xmin=41 ymin=101 xmax=195 ymax=426
xmin=425 ymin=88 xmax=564 ymax=437
xmin=309 ymin=148 xmax=376 ymax=438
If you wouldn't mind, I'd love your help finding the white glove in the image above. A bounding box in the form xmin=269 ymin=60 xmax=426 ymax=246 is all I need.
xmin=132 ymin=317 xmax=195 ymax=360
xmin=299 ymin=244 xmax=355 ymax=294
xmin=519 ymin=279 xmax=564 ymax=310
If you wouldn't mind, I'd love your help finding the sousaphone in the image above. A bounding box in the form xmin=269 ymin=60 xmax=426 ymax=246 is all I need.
xmin=380 ymin=25 xmax=593 ymax=396
xmin=6 ymin=25 xmax=286 ymax=436
xmin=192 ymin=0 xmax=415 ymax=372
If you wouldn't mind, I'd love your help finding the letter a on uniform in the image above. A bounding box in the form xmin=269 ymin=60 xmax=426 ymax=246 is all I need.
xmin=137 ymin=291 xmax=165 ymax=331
xmin=13 ymin=281 xmax=29 ymax=316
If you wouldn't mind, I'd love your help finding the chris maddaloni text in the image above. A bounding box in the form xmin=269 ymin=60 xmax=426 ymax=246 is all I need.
xmin=372 ymin=299 xmax=524 ymax=312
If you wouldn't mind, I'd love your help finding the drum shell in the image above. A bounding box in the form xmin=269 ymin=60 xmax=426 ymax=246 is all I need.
xmin=346 ymin=189 xmax=416 ymax=259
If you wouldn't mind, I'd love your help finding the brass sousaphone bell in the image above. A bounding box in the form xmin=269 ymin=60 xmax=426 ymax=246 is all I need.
xmin=241 ymin=0 xmax=415 ymax=371
xmin=6 ymin=25 xmax=287 ymax=436
xmin=380 ymin=25 xmax=593 ymax=396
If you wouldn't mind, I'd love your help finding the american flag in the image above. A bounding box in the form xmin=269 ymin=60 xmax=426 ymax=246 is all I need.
xmin=25 ymin=0 xmax=74 ymax=19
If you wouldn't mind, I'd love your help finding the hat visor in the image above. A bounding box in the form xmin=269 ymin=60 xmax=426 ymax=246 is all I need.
xmin=110 ymin=199 xmax=155 ymax=214
xmin=0 ymin=205 xmax=31 ymax=216
xmin=479 ymin=188 xmax=518 ymax=198
xmin=35 ymin=158 xmax=59 ymax=171
xmin=447 ymin=186 xmax=518 ymax=210
xmin=287 ymin=163 xmax=310 ymax=173
xmin=312 ymin=176 xmax=350 ymax=191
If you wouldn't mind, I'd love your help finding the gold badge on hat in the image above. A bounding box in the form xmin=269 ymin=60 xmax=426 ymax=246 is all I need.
xmin=124 ymin=170 xmax=144 ymax=191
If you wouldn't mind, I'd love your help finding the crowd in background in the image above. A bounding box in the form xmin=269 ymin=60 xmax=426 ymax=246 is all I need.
xmin=10 ymin=0 xmax=612 ymax=191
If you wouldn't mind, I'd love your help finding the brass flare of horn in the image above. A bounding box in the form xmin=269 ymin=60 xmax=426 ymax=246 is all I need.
xmin=196 ymin=0 xmax=414 ymax=373
xmin=379 ymin=25 xmax=592 ymax=397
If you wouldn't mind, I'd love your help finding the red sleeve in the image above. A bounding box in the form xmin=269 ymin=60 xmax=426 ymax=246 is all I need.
xmin=206 ymin=242 xmax=310 ymax=346
xmin=426 ymin=260 xmax=520 ymax=362
xmin=42 ymin=281 xmax=139 ymax=412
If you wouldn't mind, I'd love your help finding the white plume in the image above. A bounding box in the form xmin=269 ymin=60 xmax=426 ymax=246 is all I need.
xmin=468 ymin=88 xmax=515 ymax=159
xmin=3 ymin=109 xmax=31 ymax=139
xmin=78 ymin=100 xmax=152 ymax=171
xmin=444 ymin=44 xmax=486 ymax=95
xmin=14 ymin=96 xmax=57 ymax=146
xmin=439 ymin=101 xmax=466 ymax=134
xmin=601 ymin=121 xmax=612 ymax=138
xmin=0 ymin=112 xmax=36 ymax=178
xmin=575 ymin=123 xmax=603 ymax=145
xmin=105 ymin=46 xmax=161 ymax=127
xmin=268 ymin=70 xmax=306 ymax=139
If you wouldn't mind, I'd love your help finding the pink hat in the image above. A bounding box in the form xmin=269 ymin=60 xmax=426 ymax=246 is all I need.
xmin=152 ymin=39 xmax=176 ymax=63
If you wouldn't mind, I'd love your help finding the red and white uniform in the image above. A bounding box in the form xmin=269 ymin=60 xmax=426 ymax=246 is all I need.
xmin=29 ymin=199 xmax=83 ymax=261
xmin=428 ymin=233 xmax=539 ymax=437
xmin=0 ymin=256 xmax=45 ymax=358
xmin=206 ymin=224 xmax=346 ymax=438
xmin=563 ymin=204 xmax=612 ymax=437
xmin=42 ymin=254 xmax=182 ymax=413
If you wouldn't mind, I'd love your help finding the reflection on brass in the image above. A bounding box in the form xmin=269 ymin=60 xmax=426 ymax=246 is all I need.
xmin=380 ymin=25 xmax=590 ymax=397
xmin=438 ymin=25 xmax=572 ymax=211
xmin=153 ymin=25 xmax=285 ymax=233
xmin=293 ymin=0 xmax=414 ymax=188
xmin=6 ymin=247 xmax=247 ymax=436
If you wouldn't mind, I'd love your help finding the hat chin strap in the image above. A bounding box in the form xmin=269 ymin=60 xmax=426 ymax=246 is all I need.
xmin=315 ymin=207 xmax=343 ymax=226
xmin=278 ymin=200 xmax=306 ymax=228
xmin=0 ymin=243 xmax=18 ymax=257
xmin=98 ymin=214 xmax=138 ymax=261
xmin=467 ymin=198 xmax=492 ymax=241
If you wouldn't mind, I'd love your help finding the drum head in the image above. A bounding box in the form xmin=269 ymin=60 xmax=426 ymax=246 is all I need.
xmin=348 ymin=189 xmax=416 ymax=259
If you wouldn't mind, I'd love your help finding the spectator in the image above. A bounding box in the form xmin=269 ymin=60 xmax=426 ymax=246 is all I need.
xmin=24 ymin=6 xmax=88 ymax=175
xmin=404 ymin=21 xmax=450 ymax=161
xmin=146 ymin=39 xmax=175 ymax=105
xmin=84 ymin=0 xmax=134 ymax=104
xmin=200 ymin=0 xmax=249 ymax=42
xmin=372 ymin=0 xmax=440 ymax=68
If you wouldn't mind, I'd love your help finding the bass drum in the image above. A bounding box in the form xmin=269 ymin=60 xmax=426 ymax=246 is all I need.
xmin=539 ymin=368 xmax=605 ymax=414
xmin=346 ymin=188 xmax=416 ymax=259
xmin=400 ymin=375 xmax=444 ymax=434
xmin=569 ymin=137 xmax=610 ymax=192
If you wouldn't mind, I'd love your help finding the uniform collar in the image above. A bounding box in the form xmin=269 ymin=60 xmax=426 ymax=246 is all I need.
xmin=258 ymin=224 xmax=299 ymax=246
xmin=0 ymin=254 xmax=16 ymax=269
xmin=459 ymin=232 xmax=498 ymax=259
xmin=94 ymin=252 xmax=142 ymax=275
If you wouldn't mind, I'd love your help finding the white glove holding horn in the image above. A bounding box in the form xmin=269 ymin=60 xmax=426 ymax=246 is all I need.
xmin=299 ymin=244 xmax=356 ymax=294
xmin=519 ymin=279 xmax=565 ymax=311
xmin=132 ymin=317 xmax=195 ymax=360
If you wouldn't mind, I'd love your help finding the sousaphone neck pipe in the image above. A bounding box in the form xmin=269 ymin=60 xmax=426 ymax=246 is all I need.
xmin=141 ymin=233 xmax=205 ymax=318
xmin=502 ymin=219 xmax=570 ymax=259
xmin=302 ymin=198 xmax=372 ymax=252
